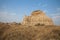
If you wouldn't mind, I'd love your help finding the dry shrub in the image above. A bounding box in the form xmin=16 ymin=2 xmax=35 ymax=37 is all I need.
xmin=0 ymin=24 xmax=11 ymax=40
xmin=1 ymin=25 xmax=60 ymax=40
xmin=0 ymin=23 xmax=60 ymax=40
xmin=0 ymin=23 xmax=18 ymax=40
xmin=40 ymin=29 xmax=60 ymax=40
xmin=35 ymin=23 xmax=45 ymax=26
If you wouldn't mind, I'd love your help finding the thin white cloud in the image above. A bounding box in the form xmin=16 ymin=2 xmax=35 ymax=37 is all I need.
xmin=52 ymin=15 xmax=60 ymax=25
xmin=51 ymin=8 xmax=60 ymax=25
xmin=0 ymin=4 xmax=22 ymax=23
xmin=55 ymin=8 xmax=60 ymax=14
xmin=57 ymin=8 xmax=60 ymax=11
xmin=52 ymin=16 xmax=60 ymax=19
xmin=48 ymin=7 xmax=60 ymax=25
xmin=38 ymin=3 xmax=47 ymax=7
xmin=50 ymin=7 xmax=60 ymax=17
xmin=53 ymin=16 xmax=60 ymax=26
xmin=0 ymin=11 xmax=19 ymax=22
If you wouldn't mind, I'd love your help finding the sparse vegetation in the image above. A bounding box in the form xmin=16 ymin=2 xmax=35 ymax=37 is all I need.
xmin=0 ymin=22 xmax=60 ymax=40
xmin=35 ymin=23 xmax=45 ymax=26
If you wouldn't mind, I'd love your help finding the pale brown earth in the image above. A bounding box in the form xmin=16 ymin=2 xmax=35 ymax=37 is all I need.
xmin=0 ymin=23 xmax=60 ymax=40
xmin=22 ymin=10 xmax=53 ymax=26
xmin=0 ymin=10 xmax=60 ymax=40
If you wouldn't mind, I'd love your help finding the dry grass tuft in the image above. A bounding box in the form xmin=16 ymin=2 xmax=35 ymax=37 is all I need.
xmin=0 ymin=23 xmax=60 ymax=40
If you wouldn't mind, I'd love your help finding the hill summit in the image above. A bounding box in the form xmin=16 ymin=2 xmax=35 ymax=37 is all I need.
xmin=31 ymin=10 xmax=45 ymax=16
xmin=22 ymin=10 xmax=54 ymax=26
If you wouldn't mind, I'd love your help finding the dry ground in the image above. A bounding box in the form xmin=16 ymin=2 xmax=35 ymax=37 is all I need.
xmin=0 ymin=23 xmax=60 ymax=40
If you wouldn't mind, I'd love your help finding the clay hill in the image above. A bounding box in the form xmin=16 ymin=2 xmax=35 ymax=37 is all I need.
xmin=22 ymin=10 xmax=53 ymax=26
xmin=0 ymin=10 xmax=60 ymax=40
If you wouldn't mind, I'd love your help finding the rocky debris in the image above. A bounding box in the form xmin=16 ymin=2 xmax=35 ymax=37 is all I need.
xmin=22 ymin=10 xmax=54 ymax=26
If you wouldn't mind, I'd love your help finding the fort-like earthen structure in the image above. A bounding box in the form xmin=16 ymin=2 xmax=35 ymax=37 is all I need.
xmin=22 ymin=10 xmax=54 ymax=26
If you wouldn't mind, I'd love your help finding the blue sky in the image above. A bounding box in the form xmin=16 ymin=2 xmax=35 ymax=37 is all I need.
xmin=0 ymin=0 xmax=60 ymax=25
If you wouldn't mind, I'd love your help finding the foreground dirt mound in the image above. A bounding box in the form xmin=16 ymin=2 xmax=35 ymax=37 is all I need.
xmin=0 ymin=23 xmax=11 ymax=40
xmin=0 ymin=23 xmax=21 ymax=40
xmin=1 ymin=25 xmax=60 ymax=40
